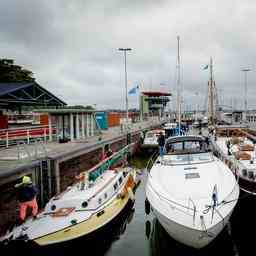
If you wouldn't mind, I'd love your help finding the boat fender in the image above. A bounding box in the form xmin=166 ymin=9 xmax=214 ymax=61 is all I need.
xmin=127 ymin=187 xmax=135 ymax=201
xmin=117 ymin=190 xmax=126 ymax=199
xmin=145 ymin=199 xmax=150 ymax=215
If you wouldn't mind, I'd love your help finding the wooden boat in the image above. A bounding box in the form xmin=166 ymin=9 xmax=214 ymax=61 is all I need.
xmin=1 ymin=157 xmax=137 ymax=246
xmin=212 ymin=132 xmax=256 ymax=196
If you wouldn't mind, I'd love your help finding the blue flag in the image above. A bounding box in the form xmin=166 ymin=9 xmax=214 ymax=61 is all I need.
xmin=203 ymin=65 xmax=209 ymax=70
xmin=128 ymin=85 xmax=139 ymax=95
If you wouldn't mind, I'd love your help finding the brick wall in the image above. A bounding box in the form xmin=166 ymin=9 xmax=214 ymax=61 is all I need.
xmin=58 ymin=138 xmax=130 ymax=192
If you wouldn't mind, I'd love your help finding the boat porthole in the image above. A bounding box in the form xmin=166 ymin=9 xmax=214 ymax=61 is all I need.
xmin=104 ymin=193 xmax=107 ymax=199
xmin=81 ymin=201 xmax=88 ymax=208
xmin=98 ymin=198 xmax=102 ymax=204
xmin=51 ymin=205 xmax=56 ymax=211
xmin=71 ymin=219 xmax=77 ymax=225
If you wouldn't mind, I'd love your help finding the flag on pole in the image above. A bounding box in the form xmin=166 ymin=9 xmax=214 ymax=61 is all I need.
xmin=203 ymin=65 xmax=209 ymax=70
xmin=128 ymin=85 xmax=139 ymax=95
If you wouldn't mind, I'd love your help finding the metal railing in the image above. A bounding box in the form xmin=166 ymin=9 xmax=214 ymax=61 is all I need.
xmin=146 ymin=151 xmax=159 ymax=173
xmin=188 ymin=197 xmax=196 ymax=226
xmin=0 ymin=125 xmax=57 ymax=148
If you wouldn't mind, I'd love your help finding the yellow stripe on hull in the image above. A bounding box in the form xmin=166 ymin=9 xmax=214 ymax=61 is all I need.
xmin=34 ymin=187 xmax=132 ymax=246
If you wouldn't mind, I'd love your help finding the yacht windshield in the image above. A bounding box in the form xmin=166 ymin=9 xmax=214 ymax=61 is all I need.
xmin=146 ymin=133 xmax=154 ymax=138
xmin=165 ymin=140 xmax=209 ymax=154
xmin=162 ymin=152 xmax=213 ymax=165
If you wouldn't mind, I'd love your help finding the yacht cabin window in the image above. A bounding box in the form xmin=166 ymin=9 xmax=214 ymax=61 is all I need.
xmin=165 ymin=140 xmax=209 ymax=154
xmin=163 ymin=138 xmax=212 ymax=165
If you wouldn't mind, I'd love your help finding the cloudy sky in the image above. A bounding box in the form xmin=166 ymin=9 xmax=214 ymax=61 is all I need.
xmin=0 ymin=0 xmax=255 ymax=110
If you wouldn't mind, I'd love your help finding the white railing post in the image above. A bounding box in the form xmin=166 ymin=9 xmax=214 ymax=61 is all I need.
xmin=27 ymin=129 xmax=30 ymax=144
xmin=6 ymin=131 xmax=9 ymax=148
xmin=44 ymin=127 xmax=47 ymax=142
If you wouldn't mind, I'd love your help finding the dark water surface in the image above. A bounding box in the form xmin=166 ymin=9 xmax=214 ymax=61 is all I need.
xmin=2 ymin=153 xmax=256 ymax=256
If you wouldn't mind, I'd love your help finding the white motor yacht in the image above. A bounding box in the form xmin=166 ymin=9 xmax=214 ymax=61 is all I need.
xmin=145 ymin=135 xmax=239 ymax=249
xmin=142 ymin=129 xmax=165 ymax=149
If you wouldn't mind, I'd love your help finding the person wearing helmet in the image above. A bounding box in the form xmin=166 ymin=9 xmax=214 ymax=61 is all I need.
xmin=15 ymin=176 xmax=38 ymax=223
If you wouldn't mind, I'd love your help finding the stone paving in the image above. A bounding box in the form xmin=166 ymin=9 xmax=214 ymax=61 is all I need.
xmin=0 ymin=118 xmax=164 ymax=175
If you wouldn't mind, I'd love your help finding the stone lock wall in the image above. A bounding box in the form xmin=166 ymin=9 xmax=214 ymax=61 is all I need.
xmin=0 ymin=180 xmax=19 ymax=235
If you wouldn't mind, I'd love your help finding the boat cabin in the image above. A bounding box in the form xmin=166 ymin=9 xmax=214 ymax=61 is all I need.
xmin=163 ymin=136 xmax=211 ymax=165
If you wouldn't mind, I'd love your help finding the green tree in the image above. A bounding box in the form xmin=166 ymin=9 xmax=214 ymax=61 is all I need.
xmin=0 ymin=58 xmax=35 ymax=82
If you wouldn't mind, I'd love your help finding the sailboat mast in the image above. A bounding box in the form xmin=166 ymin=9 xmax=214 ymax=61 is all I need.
xmin=209 ymin=57 xmax=214 ymax=125
xmin=177 ymin=36 xmax=181 ymax=135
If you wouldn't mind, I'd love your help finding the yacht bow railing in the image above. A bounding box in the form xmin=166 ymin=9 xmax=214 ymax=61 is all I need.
xmin=146 ymin=151 xmax=159 ymax=173
xmin=188 ymin=197 xmax=196 ymax=226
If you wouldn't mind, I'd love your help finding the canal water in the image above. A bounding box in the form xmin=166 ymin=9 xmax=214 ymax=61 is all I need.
xmin=2 ymin=152 xmax=256 ymax=256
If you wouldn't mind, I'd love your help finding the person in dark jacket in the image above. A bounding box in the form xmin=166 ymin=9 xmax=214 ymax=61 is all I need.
xmin=157 ymin=132 xmax=166 ymax=158
xmin=15 ymin=176 xmax=38 ymax=222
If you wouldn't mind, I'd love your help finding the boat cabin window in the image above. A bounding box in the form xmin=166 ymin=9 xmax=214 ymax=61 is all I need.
xmin=165 ymin=140 xmax=209 ymax=155
xmin=113 ymin=182 xmax=118 ymax=190
xmin=118 ymin=176 xmax=123 ymax=185
xmin=162 ymin=152 xmax=212 ymax=165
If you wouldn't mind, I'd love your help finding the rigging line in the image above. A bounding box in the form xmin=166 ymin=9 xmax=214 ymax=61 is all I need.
xmin=200 ymin=216 xmax=215 ymax=237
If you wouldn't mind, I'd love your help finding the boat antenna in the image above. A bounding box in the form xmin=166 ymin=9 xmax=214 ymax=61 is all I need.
xmin=176 ymin=36 xmax=181 ymax=135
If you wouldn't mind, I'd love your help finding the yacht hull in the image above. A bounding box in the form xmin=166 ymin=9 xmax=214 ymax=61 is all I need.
xmin=35 ymin=192 xmax=133 ymax=246
xmin=151 ymin=205 xmax=232 ymax=249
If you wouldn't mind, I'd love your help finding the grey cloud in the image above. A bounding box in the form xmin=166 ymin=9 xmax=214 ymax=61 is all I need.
xmin=1 ymin=0 xmax=256 ymax=110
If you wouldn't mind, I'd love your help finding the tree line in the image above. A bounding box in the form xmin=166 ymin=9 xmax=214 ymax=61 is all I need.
xmin=0 ymin=59 xmax=35 ymax=83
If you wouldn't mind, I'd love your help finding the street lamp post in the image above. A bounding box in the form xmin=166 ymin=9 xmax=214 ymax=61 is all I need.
xmin=241 ymin=68 xmax=251 ymax=122
xmin=118 ymin=48 xmax=132 ymax=126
